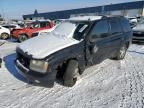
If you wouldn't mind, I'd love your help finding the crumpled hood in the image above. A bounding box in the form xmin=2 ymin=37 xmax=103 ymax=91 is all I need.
xmin=133 ymin=24 xmax=144 ymax=32
xmin=18 ymin=33 xmax=80 ymax=59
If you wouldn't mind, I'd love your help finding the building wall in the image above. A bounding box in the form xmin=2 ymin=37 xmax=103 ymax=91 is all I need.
xmin=111 ymin=11 xmax=122 ymax=15
xmin=23 ymin=1 xmax=144 ymax=20
xmin=127 ymin=9 xmax=140 ymax=17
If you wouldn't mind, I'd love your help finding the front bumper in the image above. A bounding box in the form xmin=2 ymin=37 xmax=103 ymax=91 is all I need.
xmin=15 ymin=59 xmax=57 ymax=87
xmin=133 ymin=32 xmax=144 ymax=43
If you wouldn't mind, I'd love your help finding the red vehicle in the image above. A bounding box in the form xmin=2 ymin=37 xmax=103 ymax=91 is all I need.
xmin=11 ymin=20 xmax=53 ymax=42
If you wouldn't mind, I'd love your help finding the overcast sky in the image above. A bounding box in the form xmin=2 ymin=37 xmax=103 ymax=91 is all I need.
xmin=0 ymin=0 xmax=141 ymax=19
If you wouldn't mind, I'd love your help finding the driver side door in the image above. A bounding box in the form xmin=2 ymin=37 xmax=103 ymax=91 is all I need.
xmin=86 ymin=19 xmax=112 ymax=66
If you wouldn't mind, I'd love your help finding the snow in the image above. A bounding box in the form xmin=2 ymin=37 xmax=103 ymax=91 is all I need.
xmin=0 ymin=42 xmax=144 ymax=108
xmin=18 ymin=32 xmax=80 ymax=59
xmin=69 ymin=16 xmax=102 ymax=21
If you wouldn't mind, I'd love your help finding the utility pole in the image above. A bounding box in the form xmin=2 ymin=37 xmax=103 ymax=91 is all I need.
xmin=142 ymin=0 xmax=144 ymax=16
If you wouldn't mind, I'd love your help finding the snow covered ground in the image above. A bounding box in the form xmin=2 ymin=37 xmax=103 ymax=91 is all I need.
xmin=0 ymin=41 xmax=144 ymax=108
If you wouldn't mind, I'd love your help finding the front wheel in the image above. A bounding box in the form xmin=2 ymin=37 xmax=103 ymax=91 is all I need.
xmin=0 ymin=33 xmax=9 ymax=40
xmin=18 ymin=34 xmax=28 ymax=42
xmin=63 ymin=60 xmax=80 ymax=87
xmin=115 ymin=44 xmax=127 ymax=60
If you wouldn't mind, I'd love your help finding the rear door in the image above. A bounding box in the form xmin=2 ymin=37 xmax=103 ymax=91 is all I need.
xmin=86 ymin=19 xmax=113 ymax=65
xmin=109 ymin=18 xmax=123 ymax=55
xmin=120 ymin=18 xmax=132 ymax=44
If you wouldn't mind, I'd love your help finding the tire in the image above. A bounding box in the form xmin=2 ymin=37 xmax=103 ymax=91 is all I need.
xmin=115 ymin=44 xmax=127 ymax=60
xmin=0 ymin=33 xmax=9 ymax=40
xmin=18 ymin=34 xmax=28 ymax=42
xmin=63 ymin=60 xmax=80 ymax=87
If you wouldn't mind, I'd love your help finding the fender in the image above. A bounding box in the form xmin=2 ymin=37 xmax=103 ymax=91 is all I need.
xmin=46 ymin=41 xmax=86 ymax=73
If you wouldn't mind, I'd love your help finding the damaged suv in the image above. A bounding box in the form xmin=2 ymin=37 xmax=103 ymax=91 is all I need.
xmin=15 ymin=16 xmax=132 ymax=87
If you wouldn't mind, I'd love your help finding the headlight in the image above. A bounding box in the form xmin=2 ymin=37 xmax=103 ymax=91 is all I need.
xmin=30 ymin=60 xmax=48 ymax=73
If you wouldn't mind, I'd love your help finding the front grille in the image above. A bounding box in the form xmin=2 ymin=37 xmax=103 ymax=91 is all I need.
xmin=17 ymin=52 xmax=30 ymax=68
xmin=133 ymin=38 xmax=144 ymax=41
xmin=133 ymin=32 xmax=144 ymax=37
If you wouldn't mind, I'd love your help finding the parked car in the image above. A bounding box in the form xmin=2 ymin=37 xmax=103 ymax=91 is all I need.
xmin=128 ymin=17 xmax=138 ymax=23
xmin=31 ymin=26 xmax=56 ymax=37
xmin=0 ymin=26 xmax=10 ymax=40
xmin=53 ymin=19 xmax=66 ymax=26
xmin=11 ymin=20 xmax=53 ymax=42
xmin=132 ymin=21 xmax=144 ymax=43
xmin=15 ymin=16 xmax=132 ymax=87
xmin=2 ymin=24 xmax=21 ymax=31
xmin=127 ymin=17 xmax=138 ymax=28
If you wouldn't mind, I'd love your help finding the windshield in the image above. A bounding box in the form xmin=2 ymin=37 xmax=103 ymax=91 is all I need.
xmin=51 ymin=21 xmax=89 ymax=40
xmin=52 ymin=22 xmax=76 ymax=37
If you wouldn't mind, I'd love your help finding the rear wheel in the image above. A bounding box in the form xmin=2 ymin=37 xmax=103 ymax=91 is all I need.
xmin=18 ymin=34 xmax=28 ymax=42
xmin=114 ymin=44 xmax=127 ymax=60
xmin=0 ymin=33 xmax=9 ymax=40
xmin=63 ymin=60 xmax=80 ymax=87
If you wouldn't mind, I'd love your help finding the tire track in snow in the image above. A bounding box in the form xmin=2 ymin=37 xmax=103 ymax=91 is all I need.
xmin=118 ymin=51 xmax=144 ymax=108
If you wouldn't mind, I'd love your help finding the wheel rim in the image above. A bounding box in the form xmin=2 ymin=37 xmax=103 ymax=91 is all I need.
xmin=1 ymin=33 xmax=8 ymax=40
xmin=20 ymin=35 xmax=27 ymax=42
xmin=120 ymin=46 xmax=126 ymax=58
xmin=73 ymin=68 xmax=79 ymax=82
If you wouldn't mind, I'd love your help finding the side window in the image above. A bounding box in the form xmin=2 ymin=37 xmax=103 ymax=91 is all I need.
xmin=40 ymin=22 xmax=49 ymax=28
xmin=121 ymin=18 xmax=131 ymax=32
xmin=90 ymin=20 xmax=109 ymax=42
xmin=32 ymin=22 xmax=40 ymax=28
xmin=73 ymin=24 xmax=88 ymax=40
xmin=110 ymin=19 xmax=122 ymax=35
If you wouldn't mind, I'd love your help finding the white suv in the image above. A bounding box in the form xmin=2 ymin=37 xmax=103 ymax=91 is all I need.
xmin=0 ymin=26 xmax=10 ymax=40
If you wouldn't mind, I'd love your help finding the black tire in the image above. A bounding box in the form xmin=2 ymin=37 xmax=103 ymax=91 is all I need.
xmin=18 ymin=34 xmax=28 ymax=42
xmin=114 ymin=44 xmax=127 ymax=60
xmin=0 ymin=33 xmax=9 ymax=40
xmin=63 ymin=60 xmax=79 ymax=87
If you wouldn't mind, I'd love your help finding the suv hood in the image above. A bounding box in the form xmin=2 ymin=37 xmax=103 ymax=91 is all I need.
xmin=18 ymin=33 xmax=80 ymax=59
xmin=133 ymin=24 xmax=144 ymax=32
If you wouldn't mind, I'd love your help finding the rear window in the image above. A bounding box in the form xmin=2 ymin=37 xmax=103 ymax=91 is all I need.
xmin=120 ymin=18 xmax=131 ymax=32
xmin=3 ymin=26 xmax=9 ymax=28
xmin=110 ymin=18 xmax=122 ymax=35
